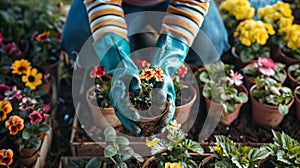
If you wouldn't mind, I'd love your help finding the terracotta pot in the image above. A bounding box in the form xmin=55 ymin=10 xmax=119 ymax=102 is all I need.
xmin=287 ymin=63 xmax=300 ymax=90
xmin=270 ymin=47 xmax=300 ymax=66
xmin=231 ymin=47 xmax=248 ymax=69
xmin=39 ymin=60 xmax=60 ymax=83
xmin=16 ymin=148 xmax=39 ymax=167
xmin=142 ymin=156 xmax=155 ymax=168
xmin=86 ymin=87 xmax=122 ymax=129
xmin=39 ymin=80 xmax=52 ymax=95
xmin=250 ymin=85 xmax=294 ymax=127
xmin=204 ymin=85 xmax=248 ymax=126
xmin=174 ymin=85 xmax=197 ymax=124
xmin=198 ymin=154 xmax=214 ymax=168
xmin=243 ymin=61 xmax=287 ymax=90
xmin=294 ymin=86 xmax=300 ymax=121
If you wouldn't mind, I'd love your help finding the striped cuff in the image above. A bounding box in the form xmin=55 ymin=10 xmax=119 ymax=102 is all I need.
xmin=161 ymin=0 xmax=210 ymax=46
xmin=84 ymin=0 xmax=128 ymax=41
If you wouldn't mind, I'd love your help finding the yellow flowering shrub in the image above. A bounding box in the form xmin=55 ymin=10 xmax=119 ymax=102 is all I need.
xmin=233 ymin=19 xmax=275 ymax=63
xmin=219 ymin=0 xmax=255 ymax=35
xmin=278 ymin=24 xmax=300 ymax=60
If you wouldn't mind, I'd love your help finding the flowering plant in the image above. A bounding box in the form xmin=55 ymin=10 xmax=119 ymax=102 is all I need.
xmin=0 ymin=84 xmax=51 ymax=167
xmin=200 ymin=62 xmax=248 ymax=113
xmin=288 ymin=64 xmax=300 ymax=82
xmin=88 ymin=66 xmax=112 ymax=108
xmin=145 ymin=120 xmax=204 ymax=168
xmin=210 ymin=135 xmax=270 ymax=168
xmin=252 ymin=76 xmax=294 ymax=115
xmin=257 ymin=2 xmax=294 ymax=45
xmin=233 ymin=19 xmax=275 ymax=63
xmin=277 ymin=24 xmax=300 ymax=60
xmin=29 ymin=31 xmax=61 ymax=66
xmin=219 ymin=0 xmax=255 ymax=37
xmin=241 ymin=57 xmax=286 ymax=83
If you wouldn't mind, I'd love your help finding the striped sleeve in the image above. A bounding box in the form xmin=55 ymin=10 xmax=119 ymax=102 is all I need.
xmin=84 ymin=0 xmax=128 ymax=41
xmin=161 ymin=0 xmax=210 ymax=46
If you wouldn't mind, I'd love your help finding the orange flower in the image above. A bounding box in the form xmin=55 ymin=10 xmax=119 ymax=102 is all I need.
xmin=0 ymin=100 xmax=13 ymax=121
xmin=5 ymin=115 xmax=24 ymax=135
xmin=140 ymin=68 xmax=155 ymax=81
xmin=35 ymin=31 xmax=50 ymax=42
xmin=154 ymin=68 xmax=164 ymax=82
xmin=11 ymin=59 xmax=32 ymax=75
xmin=0 ymin=149 xmax=13 ymax=166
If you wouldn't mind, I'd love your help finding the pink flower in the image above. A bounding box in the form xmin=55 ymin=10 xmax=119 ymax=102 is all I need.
xmin=19 ymin=97 xmax=37 ymax=111
xmin=0 ymin=32 xmax=4 ymax=44
xmin=90 ymin=66 xmax=105 ymax=78
xmin=227 ymin=70 xmax=243 ymax=86
xmin=43 ymin=113 xmax=50 ymax=118
xmin=135 ymin=59 xmax=150 ymax=69
xmin=42 ymin=104 xmax=51 ymax=113
xmin=175 ymin=64 xmax=187 ymax=77
xmin=2 ymin=42 xmax=22 ymax=57
xmin=29 ymin=111 xmax=43 ymax=124
xmin=0 ymin=84 xmax=10 ymax=99
xmin=5 ymin=86 xmax=22 ymax=100
xmin=257 ymin=57 xmax=277 ymax=76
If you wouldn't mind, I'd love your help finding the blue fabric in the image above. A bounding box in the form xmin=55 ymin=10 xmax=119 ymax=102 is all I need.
xmin=61 ymin=0 xmax=230 ymax=64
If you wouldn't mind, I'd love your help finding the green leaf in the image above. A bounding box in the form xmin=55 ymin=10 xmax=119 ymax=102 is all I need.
xmin=104 ymin=144 xmax=118 ymax=157
xmin=22 ymin=129 xmax=30 ymax=140
xmin=150 ymin=141 xmax=166 ymax=155
xmin=104 ymin=127 xmax=116 ymax=137
xmin=38 ymin=124 xmax=51 ymax=131
xmin=132 ymin=153 xmax=144 ymax=163
xmin=278 ymin=104 xmax=289 ymax=115
xmin=231 ymin=156 xmax=248 ymax=168
xmin=182 ymin=139 xmax=204 ymax=155
xmin=85 ymin=157 xmax=102 ymax=168
xmin=117 ymin=136 xmax=129 ymax=145
xmin=114 ymin=162 xmax=127 ymax=168
xmin=247 ymin=147 xmax=270 ymax=162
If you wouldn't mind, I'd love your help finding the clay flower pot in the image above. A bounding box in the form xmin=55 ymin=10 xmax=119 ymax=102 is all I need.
xmin=16 ymin=148 xmax=39 ymax=167
xmin=142 ymin=156 xmax=155 ymax=168
xmin=270 ymin=46 xmax=300 ymax=66
xmin=287 ymin=63 xmax=300 ymax=90
xmin=205 ymin=85 xmax=248 ymax=126
xmin=231 ymin=47 xmax=248 ymax=69
xmin=174 ymin=85 xmax=197 ymax=124
xmin=86 ymin=86 xmax=122 ymax=129
xmin=294 ymin=86 xmax=300 ymax=121
xmin=250 ymin=85 xmax=294 ymax=127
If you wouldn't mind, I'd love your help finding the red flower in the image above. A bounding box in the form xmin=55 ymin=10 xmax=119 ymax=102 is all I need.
xmin=0 ymin=84 xmax=10 ymax=99
xmin=154 ymin=68 xmax=164 ymax=82
xmin=175 ymin=64 xmax=187 ymax=77
xmin=29 ymin=110 xmax=43 ymax=124
xmin=140 ymin=68 xmax=155 ymax=81
xmin=128 ymin=92 xmax=135 ymax=99
xmin=90 ymin=66 xmax=106 ymax=78
xmin=42 ymin=104 xmax=51 ymax=113
xmin=135 ymin=59 xmax=150 ymax=69
xmin=0 ymin=32 xmax=4 ymax=44
xmin=4 ymin=86 xmax=22 ymax=101
xmin=2 ymin=42 xmax=22 ymax=57
xmin=256 ymin=57 xmax=277 ymax=76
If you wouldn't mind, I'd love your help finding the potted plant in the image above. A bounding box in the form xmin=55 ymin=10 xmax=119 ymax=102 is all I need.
xmin=250 ymin=76 xmax=294 ymax=127
xmin=232 ymin=19 xmax=275 ymax=66
xmin=200 ymin=62 xmax=248 ymax=125
xmin=0 ymin=86 xmax=51 ymax=167
xmin=241 ymin=57 xmax=286 ymax=89
xmin=287 ymin=63 xmax=300 ymax=90
xmin=86 ymin=66 xmax=121 ymax=129
xmin=85 ymin=127 xmax=144 ymax=168
xmin=257 ymin=1 xmax=294 ymax=47
xmin=200 ymin=135 xmax=270 ymax=168
xmin=143 ymin=120 xmax=205 ymax=168
xmin=218 ymin=0 xmax=255 ymax=45
xmin=294 ymin=86 xmax=300 ymax=121
xmin=271 ymin=24 xmax=300 ymax=65
xmin=264 ymin=130 xmax=300 ymax=167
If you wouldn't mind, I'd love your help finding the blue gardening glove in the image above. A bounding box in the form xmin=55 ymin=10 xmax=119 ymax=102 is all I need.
xmin=150 ymin=33 xmax=189 ymax=132
xmin=93 ymin=32 xmax=142 ymax=135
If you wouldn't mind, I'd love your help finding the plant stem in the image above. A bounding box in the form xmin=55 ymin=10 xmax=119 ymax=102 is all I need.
xmin=110 ymin=157 xmax=117 ymax=165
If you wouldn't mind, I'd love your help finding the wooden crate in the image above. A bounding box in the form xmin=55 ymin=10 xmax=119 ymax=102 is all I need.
xmin=70 ymin=116 xmax=151 ymax=156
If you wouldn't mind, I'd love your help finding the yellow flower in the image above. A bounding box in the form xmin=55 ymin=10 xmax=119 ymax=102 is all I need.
xmin=166 ymin=120 xmax=181 ymax=130
xmin=22 ymin=68 xmax=43 ymax=90
xmin=165 ymin=162 xmax=181 ymax=168
xmin=11 ymin=59 xmax=32 ymax=75
xmin=0 ymin=149 xmax=13 ymax=166
xmin=145 ymin=137 xmax=160 ymax=147
xmin=5 ymin=115 xmax=24 ymax=135
xmin=154 ymin=68 xmax=164 ymax=82
xmin=0 ymin=100 xmax=12 ymax=121
xmin=140 ymin=68 xmax=155 ymax=81
xmin=213 ymin=146 xmax=222 ymax=153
